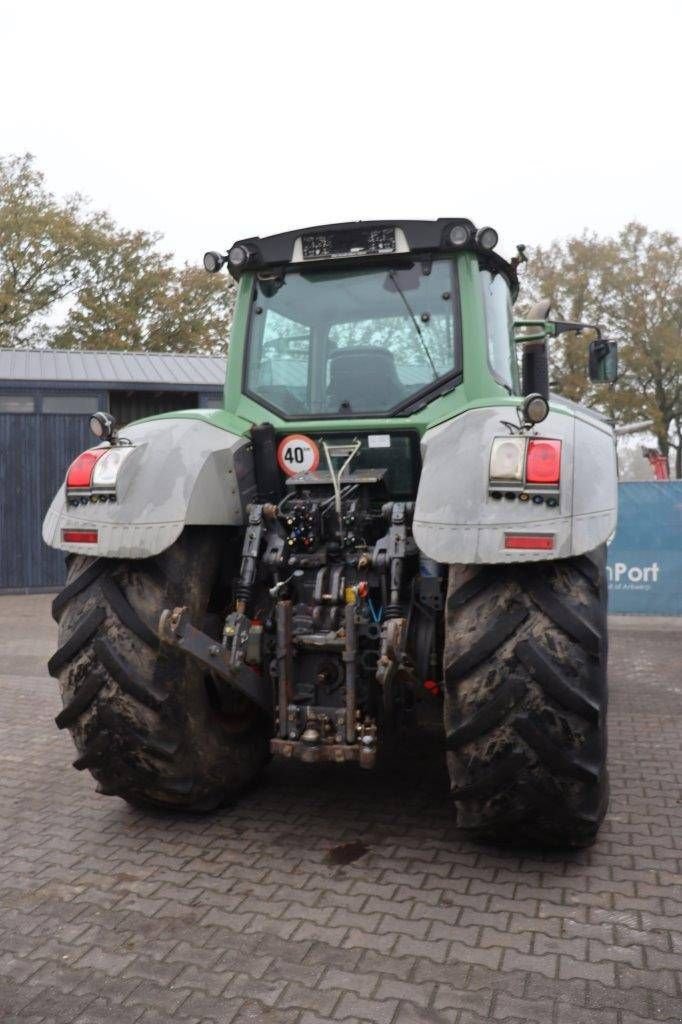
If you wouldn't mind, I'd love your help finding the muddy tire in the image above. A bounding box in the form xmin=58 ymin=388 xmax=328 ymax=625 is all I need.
xmin=49 ymin=528 xmax=270 ymax=811
xmin=443 ymin=548 xmax=608 ymax=847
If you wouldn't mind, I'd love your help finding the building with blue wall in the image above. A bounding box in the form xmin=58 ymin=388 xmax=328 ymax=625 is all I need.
xmin=0 ymin=350 xmax=225 ymax=591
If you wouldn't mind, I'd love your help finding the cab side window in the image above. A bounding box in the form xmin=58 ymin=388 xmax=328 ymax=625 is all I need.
xmin=480 ymin=270 xmax=519 ymax=393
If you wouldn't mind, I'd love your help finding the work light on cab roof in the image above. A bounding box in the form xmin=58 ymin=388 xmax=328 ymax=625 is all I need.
xmin=203 ymin=218 xmax=502 ymax=282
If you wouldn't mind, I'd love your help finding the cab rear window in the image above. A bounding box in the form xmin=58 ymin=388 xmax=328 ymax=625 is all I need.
xmin=246 ymin=260 xmax=461 ymax=418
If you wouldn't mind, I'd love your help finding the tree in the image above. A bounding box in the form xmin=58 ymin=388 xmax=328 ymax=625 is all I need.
xmin=0 ymin=153 xmax=236 ymax=354
xmin=521 ymin=224 xmax=682 ymax=477
xmin=52 ymin=225 xmax=237 ymax=354
xmin=151 ymin=264 xmax=238 ymax=355
xmin=0 ymin=153 xmax=88 ymax=346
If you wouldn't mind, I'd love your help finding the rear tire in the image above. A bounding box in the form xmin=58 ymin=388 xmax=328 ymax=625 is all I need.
xmin=50 ymin=528 xmax=270 ymax=811
xmin=443 ymin=548 xmax=608 ymax=847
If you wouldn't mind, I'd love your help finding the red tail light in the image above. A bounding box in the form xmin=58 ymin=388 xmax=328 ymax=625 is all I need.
xmin=526 ymin=439 xmax=561 ymax=484
xmin=66 ymin=449 xmax=106 ymax=488
xmin=505 ymin=533 xmax=555 ymax=550
xmin=62 ymin=530 xmax=99 ymax=544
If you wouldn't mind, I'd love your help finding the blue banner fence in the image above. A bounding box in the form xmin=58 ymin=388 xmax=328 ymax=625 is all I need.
xmin=607 ymin=481 xmax=682 ymax=615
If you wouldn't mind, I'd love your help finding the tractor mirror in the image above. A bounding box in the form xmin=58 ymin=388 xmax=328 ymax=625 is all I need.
xmin=588 ymin=339 xmax=618 ymax=383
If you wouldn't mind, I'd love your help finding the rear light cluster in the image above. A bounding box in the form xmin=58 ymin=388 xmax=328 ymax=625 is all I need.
xmin=489 ymin=436 xmax=561 ymax=506
xmin=65 ymin=445 xmax=134 ymax=506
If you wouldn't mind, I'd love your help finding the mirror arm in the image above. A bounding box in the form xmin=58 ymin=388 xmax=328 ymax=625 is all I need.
xmin=513 ymin=318 xmax=613 ymax=392
xmin=551 ymin=320 xmax=602 ymax=340
xmin=513 ymin=319 xmax=603 ymax=344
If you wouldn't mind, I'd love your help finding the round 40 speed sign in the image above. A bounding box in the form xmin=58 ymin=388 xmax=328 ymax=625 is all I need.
xmin=277 ymin=434 xmax=320 ymax=476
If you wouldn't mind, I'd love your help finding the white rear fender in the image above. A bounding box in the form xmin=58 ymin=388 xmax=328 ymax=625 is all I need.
xmin=413 ymin=404 xmax=617 ymax=564
xmin=42 ymin=418 xmax=255 ymax=558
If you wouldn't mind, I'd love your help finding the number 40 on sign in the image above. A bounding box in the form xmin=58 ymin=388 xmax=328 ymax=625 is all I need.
xmin=277 ymin=434 xmax=320 ymax=476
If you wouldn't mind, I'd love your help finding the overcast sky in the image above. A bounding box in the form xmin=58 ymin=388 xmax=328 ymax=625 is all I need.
xmin=3 ymin=0 xmax=680 ymax=265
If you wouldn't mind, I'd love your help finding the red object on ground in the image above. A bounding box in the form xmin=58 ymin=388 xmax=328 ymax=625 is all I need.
xmin=424 ymin=680 xmax=441 ymax=696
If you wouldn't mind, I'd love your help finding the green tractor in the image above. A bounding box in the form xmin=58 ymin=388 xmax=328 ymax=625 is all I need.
xmin=44 ymin=219 xmax=618 ymax=846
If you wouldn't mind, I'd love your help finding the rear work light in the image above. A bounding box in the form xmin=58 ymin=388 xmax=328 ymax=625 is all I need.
xmin=505 ymin=534 xmax=555 ymax=550
xmin=526 ymin=439 xmax=562 ymax=484
xmin=62 ymin=530 xmax=99 ymax=544
xmin=66 ymin=448 xmax=107 ymax=488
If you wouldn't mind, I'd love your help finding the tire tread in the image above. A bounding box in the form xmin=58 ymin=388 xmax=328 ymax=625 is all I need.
xmin=444 ymin=551 xmax=608 ymax=847
xmin=48 ymin=606 xmax=106 ymax=676
xmin=50 ymin=529 xmax=269 ymax=811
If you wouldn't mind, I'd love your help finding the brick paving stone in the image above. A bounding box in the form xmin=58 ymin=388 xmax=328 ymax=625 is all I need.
xmin=243 ymin=912 xmax=300 ymax=939
xmin=501 ymin=947 xmax=558 ymax=979
xmin=2 ymin=597 xmax=682 ymax=1024
xmin=433 ymin=983 xmax=493 ymax=1016
xmin=393 ymin=935 xmax=449 ymax=962
xmin=616 ymin=963 xmax=680 ymax=995
xmin=509 ymin=911 xmax=563 ymax=937
xmin=333 ymin=992 xmax=399 ymax=1023
xmin=393 ymin=1007 xmax=457 ymax=1024
xmin=467 ymin=963 xmax=525 ymax=995
xmin=241 ymin=1003 xmax=301 ymax=1024
xmin=173 ymin=963 xmax=234 ymax=996
xmin=535 ymin=933 xmax=588 ymax=958
xmin=319 ymin=967 xmax=379 ymax=996
xmin=447 ymin=941 xmax=502 ymax=971
xmin=493 ymin=992 xmax=555 ymax=1023
xmin=125 ymin=958 xmax=185 ymax=988
xmin=555 ymin=1005 xmax=619 ymax=1024
xmin=72 ymin=947 xmax=138 ymax=976
xmin=375 ymin=976 xmax=435 ymax=1008
xmin=71 ymin=971 xmax=144 ymax=1005
xmin=74 ymin=999 xmax=146 ymax=1024
xmin=345 ymin=927 xmax=398 ymax=955
xmin=587 ymin=981 xmax=654 ymax=1019
xmin=177 ymin=992 xmax=242 ymax=1022
xmin=525 ymin=973 xmax=587 ymax=1007
xmin=245 ymin=931 xmax=312 ymax=963
xmin=125 ymin=981 xmax=193 ymax=1014
xmin=357 ymin=949 xmax=417 ymax=979
xmin=224 ymin=973 xmax=288 ymax=1006
xmin=303 ymin=940 xmax=363 ymax=971
xmin=0 ymin=979 xmax=44 ymax=1016
xmin=479 ymin=925 xmax=531 ymax=952
xmin=23 ymin=988 xmax=99 ymax=1020
xmin=0 ymin=952 xmax=47 ymax=984
xmin=277 ymin=980 xmax=341 ymax=1015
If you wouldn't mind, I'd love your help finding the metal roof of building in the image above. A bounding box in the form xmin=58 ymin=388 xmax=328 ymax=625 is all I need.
xmin=0 ymin=349 xmax=226 ymax=388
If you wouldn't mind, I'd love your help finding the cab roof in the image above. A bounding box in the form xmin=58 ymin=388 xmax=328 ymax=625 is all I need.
xmin=225 ymin=218 xmax=518 ymax=295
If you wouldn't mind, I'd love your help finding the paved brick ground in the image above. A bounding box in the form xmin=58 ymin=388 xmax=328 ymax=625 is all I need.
xmin=1 ymin=594 xmax=681 ymax=1024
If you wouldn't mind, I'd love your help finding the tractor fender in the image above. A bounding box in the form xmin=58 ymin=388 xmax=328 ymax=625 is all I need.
xmin=42 ymin=417 xmax=255 ymax=558
xmin=412 ymin=403 xmax=617 ymax=564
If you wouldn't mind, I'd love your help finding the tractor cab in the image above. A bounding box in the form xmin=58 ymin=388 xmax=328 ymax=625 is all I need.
xmin=205 ymin=219 xmax=521 ymax=433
